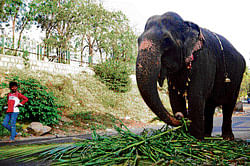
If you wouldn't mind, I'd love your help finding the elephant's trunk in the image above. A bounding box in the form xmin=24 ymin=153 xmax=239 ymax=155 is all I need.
xmin=136 ymin=39 xmax=181 ymax=126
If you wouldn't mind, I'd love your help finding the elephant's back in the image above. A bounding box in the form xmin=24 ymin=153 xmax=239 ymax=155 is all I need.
xmin=203 ymin=29 xmax=246 ymax=104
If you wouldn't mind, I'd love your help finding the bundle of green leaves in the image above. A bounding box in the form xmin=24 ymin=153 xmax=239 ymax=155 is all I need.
xmin=0 ymin=76 xmax=62 ymax=126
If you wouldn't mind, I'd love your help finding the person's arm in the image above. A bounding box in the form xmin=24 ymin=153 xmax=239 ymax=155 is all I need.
xmin=6 ymin=93 xmax=10 ymax=108
xmin=7 ymin=93 xmax=14 ymax=112
xmin=18 ymin=93 xmax=28 ymax=105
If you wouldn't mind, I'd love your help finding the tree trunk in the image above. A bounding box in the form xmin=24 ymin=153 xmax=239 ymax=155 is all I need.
xmin=87 ymin=35 xmax=93 ymax=64
xmin=12 ymin=17 xmax=15 ymax=49
xmin=80 ymin=34 xmax=85 ymax=65
xmin=12 ymin=7 xmax=19 ymax=56
xmin=17 ymin=20 xmax=28 ymax=51
xmin=96 ymin=40 xmax=103 ymax=63
xmin=98 ymin=47 xmax=103 ymax=63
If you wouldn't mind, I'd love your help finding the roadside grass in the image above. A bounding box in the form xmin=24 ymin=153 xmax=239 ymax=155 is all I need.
xmin=68 ymin=111 xmax=117 ymax=129
xmin=0 ymin=67 xmax=173 ymax=136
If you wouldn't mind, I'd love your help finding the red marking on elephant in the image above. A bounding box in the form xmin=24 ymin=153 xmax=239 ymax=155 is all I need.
xmin=199 ymin=31 xmax=205 ymax=41
xmin=138 ymin=63 xmax=143 ymax=68
xmin=185 ymin=34 xmax=204 ymax=69
xmin=139 ymin=39 xmax=154 ymax=52
xmin=185 ymin=55 xmax=194 ymax=63
xmin=168 ymin=114 xmax=182 ymax=126
xmin=193 ymin=40 xmax=203 ymax=52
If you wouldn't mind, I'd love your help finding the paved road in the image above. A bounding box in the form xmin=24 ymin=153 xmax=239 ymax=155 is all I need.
xmin=212 ymin=104 xmax=250 ymax=140
xmin=1 ymin=104 xmax=249 ymax=147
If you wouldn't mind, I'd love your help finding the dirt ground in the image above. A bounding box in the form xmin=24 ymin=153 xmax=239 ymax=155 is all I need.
xmin=0 ymin=117 xmax=152 ymax=141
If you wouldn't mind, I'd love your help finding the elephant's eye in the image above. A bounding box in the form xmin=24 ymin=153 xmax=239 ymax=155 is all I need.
xmin=145 ymin=22 xmax=154 ymax=31
xmin=161 ymin=19 xmax=168 ymax=25
xmin=163 ymin=38 xmax=172 ymax=47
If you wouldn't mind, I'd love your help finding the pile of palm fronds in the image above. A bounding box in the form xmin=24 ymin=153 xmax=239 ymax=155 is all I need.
xmin=0 ymin=120 xmax=249 ymax=165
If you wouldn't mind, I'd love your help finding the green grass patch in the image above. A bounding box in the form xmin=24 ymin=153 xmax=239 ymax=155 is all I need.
xmin=68 ymin=111 xmax=118 ymax=130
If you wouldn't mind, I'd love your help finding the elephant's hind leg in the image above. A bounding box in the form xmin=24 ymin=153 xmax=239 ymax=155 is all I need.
xmin=222 ymin=103 xmax=235 ymax=140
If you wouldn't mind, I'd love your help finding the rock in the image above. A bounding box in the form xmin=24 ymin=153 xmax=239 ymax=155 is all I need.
xmin=42 ymin=126 xmax=52 ymax=135
xmin=27 ymin=122 xmax=52 ymax=136
xmin=60 ymin=116 xmax=73 ymax=123
xmin=106 ymin=128 xmax=113 ymax=132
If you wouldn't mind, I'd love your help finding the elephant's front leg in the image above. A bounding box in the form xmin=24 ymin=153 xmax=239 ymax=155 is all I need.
xmin=187 ymin=91 xmax=206 ymax=139
xmin=168 ymin=89 xmax=187 ymax=118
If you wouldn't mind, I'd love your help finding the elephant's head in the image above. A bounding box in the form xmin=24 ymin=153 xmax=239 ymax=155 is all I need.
xmin=136 ymin=12 xmax=205 ymax=126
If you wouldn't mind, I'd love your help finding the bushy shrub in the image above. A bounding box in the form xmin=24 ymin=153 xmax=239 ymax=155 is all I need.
xmin=93 ymin=59 xmax=132 ymax=92
xmin=0 ymin=76 xmax=62 ymax=126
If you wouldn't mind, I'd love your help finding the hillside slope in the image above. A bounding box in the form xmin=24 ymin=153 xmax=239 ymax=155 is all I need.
xmin=0 ymin=67 xmax=172 ymax=136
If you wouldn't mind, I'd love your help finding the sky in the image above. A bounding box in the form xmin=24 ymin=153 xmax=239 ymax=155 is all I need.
xmin=102 ymin=0 xmax=250 ymax=66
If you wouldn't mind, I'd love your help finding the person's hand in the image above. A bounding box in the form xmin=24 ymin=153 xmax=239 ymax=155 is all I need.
xmin=16 ymin=104 xmax=22 ymax=107
xmin=2 ymin=105 xmax=8 ymax=110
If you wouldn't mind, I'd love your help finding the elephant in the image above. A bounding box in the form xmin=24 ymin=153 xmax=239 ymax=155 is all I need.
xmin=136 ymin=12 xmax=246 ymax=140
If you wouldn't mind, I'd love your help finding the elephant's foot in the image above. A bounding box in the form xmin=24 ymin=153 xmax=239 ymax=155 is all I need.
xmin=222 ymin=133 xmax=234 ymax=140
xmin=188 ymin=127 xmax=204 ymax=140
xmin=204 ymin=133 xmax=212 ymax=137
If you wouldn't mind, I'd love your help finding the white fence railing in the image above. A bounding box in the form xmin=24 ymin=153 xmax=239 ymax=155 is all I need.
xmin=0 ymin=36 xmax=100 ymax=65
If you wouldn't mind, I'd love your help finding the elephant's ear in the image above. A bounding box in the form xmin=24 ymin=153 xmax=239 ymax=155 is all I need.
xmin=183 ymin=21 xmax=205 ymax=66
xmin=184 ymin=21 xmax=205 ymax=41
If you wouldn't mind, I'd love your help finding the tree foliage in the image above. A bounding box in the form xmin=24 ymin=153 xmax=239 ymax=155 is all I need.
xmin=74 ymin=0 xmax=137 ymax=64
xmin=25 ymin=0 xmax=136 ymax=64
xmin=0 ymin=0 xmax=23 ymax=23
xmin=1 ymin=0 xmax=44 ymax=54
xmin=240 ymin=66 xmax=250 ymax=98
xmin=34 ymin=0 xmax=78 ymax=61
xmin=0 ymin=0 xmax=137 ymax=64
xmin=0 ymin=0 xmax=23 ymax=49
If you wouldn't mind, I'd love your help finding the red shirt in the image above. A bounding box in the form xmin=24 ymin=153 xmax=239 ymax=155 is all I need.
xmin=7 ymin=91 xmax=28 ymax=113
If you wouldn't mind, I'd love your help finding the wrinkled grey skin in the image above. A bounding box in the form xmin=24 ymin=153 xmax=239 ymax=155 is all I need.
xmin=136 ymin=12 xmax=246 ymax=139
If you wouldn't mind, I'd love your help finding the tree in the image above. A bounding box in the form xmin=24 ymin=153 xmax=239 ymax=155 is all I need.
xmin=0 ymin=0 xmax=23 ymax=50
xmin=239 ymin=66 xmax=250 ymax=98
xmin=2 ymin=0 xmax=137 ymax=65
xmin=104 ymin=11 xmax=137 ymax=63
xmin=15 ymin=1 xmax=40 ymax=51
xmin=0 ymin=1 xmax=6 ymax=22
xmin=0 ymin=0 xmax=41 ymax=54
xmin=74 ymin=0 xmax=137 ymax=64
xmin=74 ymin=0 xmax=103 ymax=64
xmin=35 ymin=0 xmax=78 ymax=63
